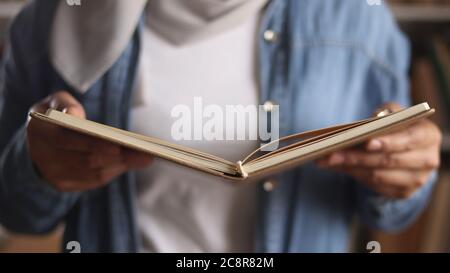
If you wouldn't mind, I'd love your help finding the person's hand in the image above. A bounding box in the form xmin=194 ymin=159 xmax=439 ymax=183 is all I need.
xmin=27 ymin=91 xmax=153 ymax=192
xmin=317 ymin=103 xmax=442 ymax=199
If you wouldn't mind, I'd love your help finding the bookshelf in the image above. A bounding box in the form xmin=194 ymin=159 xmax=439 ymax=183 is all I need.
xmin=0 ymin=1 xmax=24 ymax=19
xmin=4 ymin=3 xmax=450 ymax=22
xmin=392 ymin=5 xmax=450 ymax=22
xmin=0 ymin=1 xmax=25 ymax=43
xmin=388 ymin=3 xmax=450 ymax=154
xmin=443 ymin=134 xmax=450 ymax=152
xmin=394 ymin=4 xmax=450 ymax=155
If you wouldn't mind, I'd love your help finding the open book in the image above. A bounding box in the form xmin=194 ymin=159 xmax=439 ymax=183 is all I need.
xmin=30 ymin=103 xmax=434 ymax=181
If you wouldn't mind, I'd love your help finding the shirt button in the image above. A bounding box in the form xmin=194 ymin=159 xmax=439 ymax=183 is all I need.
xmin=263 ymin=180 xmax=277 ymax=192
xmin=263 ymin=30 xmax=278 ymax=42
xmin=263 ymin=100 xmax=276 ymax=113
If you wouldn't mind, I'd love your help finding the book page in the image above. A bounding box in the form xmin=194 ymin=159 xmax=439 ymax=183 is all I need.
xmin=31 ymin=110 xmax=239 ymax=177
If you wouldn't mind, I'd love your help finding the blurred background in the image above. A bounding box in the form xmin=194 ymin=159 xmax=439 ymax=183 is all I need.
xmin=0 ymin=0 xmax=449 ymax=253
xmin=357 ymin=0 xmax=450 ymax=253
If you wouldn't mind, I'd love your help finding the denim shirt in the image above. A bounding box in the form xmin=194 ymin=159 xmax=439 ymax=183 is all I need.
xmin=0 ymin=0 xmax=436 ymax=252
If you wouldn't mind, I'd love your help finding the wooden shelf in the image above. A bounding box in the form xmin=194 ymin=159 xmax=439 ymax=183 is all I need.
xmin=2 ymin=3 xmax=450 ymax=22
xmin=442 ymin=134 xmax=450 ymax=153
xmin=1 ymin=3 xmax=450 ymax=23
xmin=0 ymin=2 xmax=25 ymax=20
xmin=392 ymin=5 xmax=450 ymax=22
xmin=0 ymin=228 xmax=63 ymax=253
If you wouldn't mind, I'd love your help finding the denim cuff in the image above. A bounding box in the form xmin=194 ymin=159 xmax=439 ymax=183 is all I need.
xmin=0 ymin=126 xmax=63 ymax=196
xmin=361 ymin=170 xmax=438 ymax=231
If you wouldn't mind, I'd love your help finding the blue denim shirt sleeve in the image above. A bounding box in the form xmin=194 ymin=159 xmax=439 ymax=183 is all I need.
xmin=354 ymin=17 xmax=438 ymax=232
xmin=357 ymin=172 xmax=437 ymax=232
xmin=0 ymin=126 xmax=79 ymax=234
xmin=0 ymin=6 xmax=79 ymax=234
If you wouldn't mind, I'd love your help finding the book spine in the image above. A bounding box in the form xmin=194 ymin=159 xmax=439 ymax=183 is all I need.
xmin=236 ymin=161 xmax=248 ymax=179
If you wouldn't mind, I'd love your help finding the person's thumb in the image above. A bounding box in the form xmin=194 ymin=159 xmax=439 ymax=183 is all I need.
xmin=373 ymin=102 xmax=403 ymax=117
xmin=49 ymin=91 xmax=86 ymax=119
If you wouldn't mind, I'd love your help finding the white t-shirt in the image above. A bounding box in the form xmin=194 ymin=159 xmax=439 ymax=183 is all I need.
xmin=130 ymin=14 xmax=261 ymax=252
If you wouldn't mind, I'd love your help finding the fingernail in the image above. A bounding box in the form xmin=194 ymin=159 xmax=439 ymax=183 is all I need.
xmin=367 ymin=139 xmax=383 ymax=151
xmin=329 ymin=153 xmax=345 ymax=166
